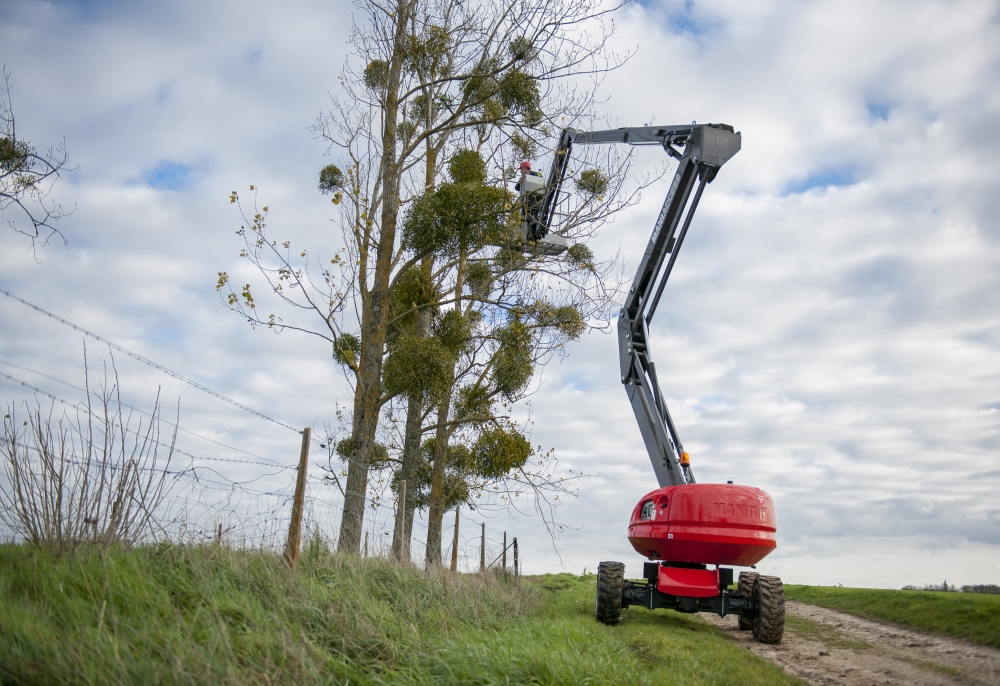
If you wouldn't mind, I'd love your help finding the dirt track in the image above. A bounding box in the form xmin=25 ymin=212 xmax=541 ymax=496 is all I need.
xmin=702 ymin=600 xmax=1000 ymax=685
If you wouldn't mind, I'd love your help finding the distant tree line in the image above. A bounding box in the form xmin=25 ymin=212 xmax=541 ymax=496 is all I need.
xmin=901 ymin=581 xmax=1000 ymax=594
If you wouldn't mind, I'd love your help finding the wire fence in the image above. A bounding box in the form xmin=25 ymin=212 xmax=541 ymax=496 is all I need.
xmin=0 ymin=289 xmax=522 ymax=574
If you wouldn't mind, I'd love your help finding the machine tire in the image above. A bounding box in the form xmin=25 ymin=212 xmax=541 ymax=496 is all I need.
xmin=751 ymin=575 xmax=785 ymax=644
xmin=595 ymin=561 xmax=625 ymax=625
xmin=737 ymin=571 xmax=758 ymax=630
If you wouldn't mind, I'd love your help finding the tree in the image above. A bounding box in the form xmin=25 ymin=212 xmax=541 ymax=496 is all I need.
xmin=0 ymin=66 xmax=73 ymax=256
xmin=218 ymin=0 xmax=635 ymax=555
xmin=394 ymin=147 xmax=621 ymax=565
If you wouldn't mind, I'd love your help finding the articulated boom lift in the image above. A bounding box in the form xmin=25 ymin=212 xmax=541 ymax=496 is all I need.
xmin=520 ymin=123 xmax=785 ymax=644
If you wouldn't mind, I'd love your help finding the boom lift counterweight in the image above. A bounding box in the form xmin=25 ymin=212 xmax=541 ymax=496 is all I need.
xmin=522 ymin=123 xmax=785 ymax=644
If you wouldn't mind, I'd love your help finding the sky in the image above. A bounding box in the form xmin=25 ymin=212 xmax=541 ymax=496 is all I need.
xmin=1 ymin=0 xmax=998 ymax=588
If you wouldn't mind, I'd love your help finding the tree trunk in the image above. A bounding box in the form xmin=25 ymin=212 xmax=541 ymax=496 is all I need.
xmin=425 ymin=397 xmax=451 ymax=566
xmin=391 ymin=131 xmax=439 ymax=563
xmin=337 ymin=0 xmax=414 ymax=554
xmin=391 ymin=119 xmax=444 ymax=562
xmin=391 ymin=388 xmax=422 ymax=562
xmin=425 ymin=244 xmax=466 ymax=566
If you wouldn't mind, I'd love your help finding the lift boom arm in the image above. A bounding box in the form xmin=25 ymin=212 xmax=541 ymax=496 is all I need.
xmin=534 ymin=123 xmax=741 ymax=487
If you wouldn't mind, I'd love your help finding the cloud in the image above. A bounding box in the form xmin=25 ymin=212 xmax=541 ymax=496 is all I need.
xmin=1 ymin=0 xmax=998 ymax=585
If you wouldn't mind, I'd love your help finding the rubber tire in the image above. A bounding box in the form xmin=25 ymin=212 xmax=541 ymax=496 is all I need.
xmin=751 ymin=575 xmax=785 ymax=644
xmin=596 ymin=561 xmax=625 ymax=625
xmin=737 ymin=571 xmax=758 ymax=630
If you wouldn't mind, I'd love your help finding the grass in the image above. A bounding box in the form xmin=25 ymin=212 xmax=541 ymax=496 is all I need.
xmin=785 ymin=585 xmax=1000 ymax=649
xmin=0 ymin=543 xmax=798 ymax=685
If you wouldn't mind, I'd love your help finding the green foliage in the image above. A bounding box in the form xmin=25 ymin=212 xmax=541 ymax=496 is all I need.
xmin=492 ymin=320 xmax=534 ymax=401
xmin=509 ymin=131 xmax=537 ymax=161
xmin=335 ymin=436 xmax=389 ymax=466
xmin=509 ymin=36 xmax=536 ymax=62
xmin=567 ymin=243 xmax=596 ymax=271
xmin=453 ymin=384 xmax=494 ymax=419
xmin=332 ymin=332 xmax=360 ymax=368
xmin=396 ymin=439 xmax=472 ymax=510
xmin=318 ymin=164 xmax=344 ymax=194
xmin=404 ymin=25 xmax=451 ymax=78
xmin=402 ymin=169 xmax=511 ymax=257
xmin=448 ymin=149 xmax=486 ymax=185
xmin=382 ymin=334 xmax=453 ymax=400
xmin=397 ymin=119 xmax=416 ymax=144
xmin=0 ymin=546 xmax=797 ymax=685
xmin=433 ymin=309 xmax=472 ymax=358
xmin=461 ymin=64 xmax=543 ymax=126
xmin=0 ymin=136 xmax=32 ymax=174
xmin=497 ymin=69 xmax=541 ymax=118
xmin=472 ymin=426 xmax=532 ymax=478
xmin=494 ymin=246 xmax=530 ymax=272
xmin=464 ymin=261 xmax=493 ymax=298
xmin=524 ymin=301 xmax=586 ymax=339
xmin=363 ymin=60 xmax=389 ymax=91
xmin=389 ymin=265 xmax=437 ymax=334
xmin=785 ymin=585 xmax=1000 ymax=649
xmin=575 ymin=168 xmax=609 ymax=196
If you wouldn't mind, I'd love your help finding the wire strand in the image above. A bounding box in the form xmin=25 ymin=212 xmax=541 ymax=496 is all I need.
xmin=0 ymin=288 xmax=301 ymax=433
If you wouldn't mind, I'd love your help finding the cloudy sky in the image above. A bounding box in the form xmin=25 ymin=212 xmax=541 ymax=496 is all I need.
xmin=1 ymin=0 xmax=998 ymax=588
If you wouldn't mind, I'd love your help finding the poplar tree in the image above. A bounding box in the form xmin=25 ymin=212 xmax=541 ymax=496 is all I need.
xmin=218 ymin=0 xmax=634 ymax=554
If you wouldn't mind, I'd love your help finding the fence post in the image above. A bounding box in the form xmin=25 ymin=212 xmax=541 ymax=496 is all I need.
xmin=450 ymin=508 xmax=460 ymax=572
xmin=216 ymin=522 xmax=222 ymax=546
xmin=364 ymin=531 xmax=369 ymax=558
xmin=392 ymin=480 xmax=407 ymax=562
xmin=480 ymin=523 xmax=485 ymax=573
xmin=502 ymin=531 xmax=507 ymax=573
xmin=513 ymin=537 xmax=518 ymax=578
xmin=284 ymin=427 xmax=311 ymax=570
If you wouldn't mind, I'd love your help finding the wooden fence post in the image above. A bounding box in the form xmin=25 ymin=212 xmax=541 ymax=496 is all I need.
xmin=364 ymin=531 xmax=368 ymax=557
xmin=480 ymin=523 xmax=485 ymax=573
xmin=392 ymin=480 xmax=407 ymax=562
xmin=513 ymin=537 xmax=518 ymax=578
xmin=450 ymin=508 xmax=460 ymax=572
xmin=284 ymin=427 xmax=311 ymax=570
xmin=502 ymin=531 xmax=507 ymax=572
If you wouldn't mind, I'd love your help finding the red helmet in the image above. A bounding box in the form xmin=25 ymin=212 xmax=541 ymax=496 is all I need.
xmin=519 ymin=161 xmax=532 ymax=174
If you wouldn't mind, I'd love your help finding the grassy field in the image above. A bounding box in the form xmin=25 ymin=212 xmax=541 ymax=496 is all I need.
xmin=786 ymin=585 xmax=1000 ymax=649
xmin=0 ymin=543 xmax=797 ymax=685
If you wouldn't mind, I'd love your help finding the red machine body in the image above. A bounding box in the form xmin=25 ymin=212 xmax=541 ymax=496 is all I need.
xmin=627 ymin=483 xmax=777 ymax=567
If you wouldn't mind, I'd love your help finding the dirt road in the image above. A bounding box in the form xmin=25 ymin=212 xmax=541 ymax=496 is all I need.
xmin=702 ymin=600 xmax=1000 ymax=685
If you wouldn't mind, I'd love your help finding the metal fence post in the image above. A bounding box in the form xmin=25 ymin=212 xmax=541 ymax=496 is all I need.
xmin=513 ymin=537 xmax=518 ymax=578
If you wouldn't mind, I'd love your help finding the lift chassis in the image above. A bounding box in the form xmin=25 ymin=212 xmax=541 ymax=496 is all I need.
xmin=523 ymin=123 xmax=785 ymax=644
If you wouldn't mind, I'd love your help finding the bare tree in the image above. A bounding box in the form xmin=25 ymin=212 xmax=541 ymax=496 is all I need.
xmin=0 ymin=358 xmax=176 ymax=551
xmin=0 ymin=66 xmax=74 ymax=257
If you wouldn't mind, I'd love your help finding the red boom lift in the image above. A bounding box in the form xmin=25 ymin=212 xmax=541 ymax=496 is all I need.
xmin=518 ymin=123 xmax=785 ymax=643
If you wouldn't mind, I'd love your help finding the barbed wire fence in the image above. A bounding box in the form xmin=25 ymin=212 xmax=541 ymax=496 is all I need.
xmin=0 ymin=289 xmax=523 ymax=573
